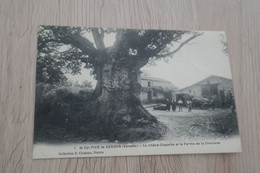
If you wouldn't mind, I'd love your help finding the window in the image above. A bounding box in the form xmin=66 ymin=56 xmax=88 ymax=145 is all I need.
xmin=148 ymin=82 xmax=151 ymax=87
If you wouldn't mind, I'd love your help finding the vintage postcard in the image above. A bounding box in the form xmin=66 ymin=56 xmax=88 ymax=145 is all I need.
xmin=33 ymin=26 xmax=241 ymax=159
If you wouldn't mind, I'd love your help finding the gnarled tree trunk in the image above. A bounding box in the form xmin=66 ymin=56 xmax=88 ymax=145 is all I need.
xmin=82 ymin=56 xmax=164 ymax=141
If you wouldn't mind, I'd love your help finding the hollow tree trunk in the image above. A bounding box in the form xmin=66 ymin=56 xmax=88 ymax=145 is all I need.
xmin=84 ymin=60 xmax=163 ymax=141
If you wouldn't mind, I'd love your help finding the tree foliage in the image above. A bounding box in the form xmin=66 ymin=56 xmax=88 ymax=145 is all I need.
xmin=37 ymin=26 xmax=202 ymax=84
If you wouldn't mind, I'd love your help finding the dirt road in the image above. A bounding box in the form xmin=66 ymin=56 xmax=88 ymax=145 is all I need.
xmin=145 ymin=107 xmax=236 ymax=141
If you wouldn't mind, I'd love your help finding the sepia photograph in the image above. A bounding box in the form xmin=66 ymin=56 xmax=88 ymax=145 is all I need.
xmin=33 ymin=26 xmax=241 ymax=158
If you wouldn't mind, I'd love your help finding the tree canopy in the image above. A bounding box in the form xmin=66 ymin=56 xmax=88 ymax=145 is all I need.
xmin=37 ymin=26 xmax=202 ymax=84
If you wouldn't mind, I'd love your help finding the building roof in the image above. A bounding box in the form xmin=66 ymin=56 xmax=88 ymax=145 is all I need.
xmin=141 ymin=76 xmax=171 ymax=83
xmin=179 ymin=75 xmax=232 ymax=91
xmin=141 ymin=76 xmax=178 ymax=89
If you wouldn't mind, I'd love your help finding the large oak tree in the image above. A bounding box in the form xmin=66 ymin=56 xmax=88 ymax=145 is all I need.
xmin=37 ymin=26 xmax=202 ymax=141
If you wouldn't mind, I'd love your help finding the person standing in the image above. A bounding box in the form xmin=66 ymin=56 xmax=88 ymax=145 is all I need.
xmin=187 ymin=100 xmax=192 ymax=112
xmin=177 ymin=99 xmax=183 ymax=112
xmin=211 ymin=97 xmax=215 ymax=110
xmin=171 ymin=99 xmax=176 ymax=111
xmin=166 ymin=99 xmax=171 ymax=111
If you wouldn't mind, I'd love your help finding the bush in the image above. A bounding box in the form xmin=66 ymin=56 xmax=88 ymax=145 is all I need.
xmin=188 ymin=111 xmax=239 ymax=138
xmin=34 ymin=83 xmax=93 ymax=142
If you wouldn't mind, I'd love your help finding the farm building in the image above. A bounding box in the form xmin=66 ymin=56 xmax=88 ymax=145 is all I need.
xmin=179 ymin=75 xmax=234 ymax=107
xmin=138 ymin=75 xmax=178 ymax=103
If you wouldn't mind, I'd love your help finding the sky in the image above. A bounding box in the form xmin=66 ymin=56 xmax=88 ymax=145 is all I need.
xmin=66 ymin=30 xmax=233 ymax=89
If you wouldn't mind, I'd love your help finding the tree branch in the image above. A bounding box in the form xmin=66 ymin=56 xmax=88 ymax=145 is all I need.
xmin=38 ymin=32 xmax=97 ymax=57
xmin=156 ymin=32 xmax=204 ymax=58
xmin=114 ymin=29 xmax=125 ymax=46
xmin=92 ymin=28 xmax=105 ymax=50
xmin=66 ymin=34 xmax=96 ymax=55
